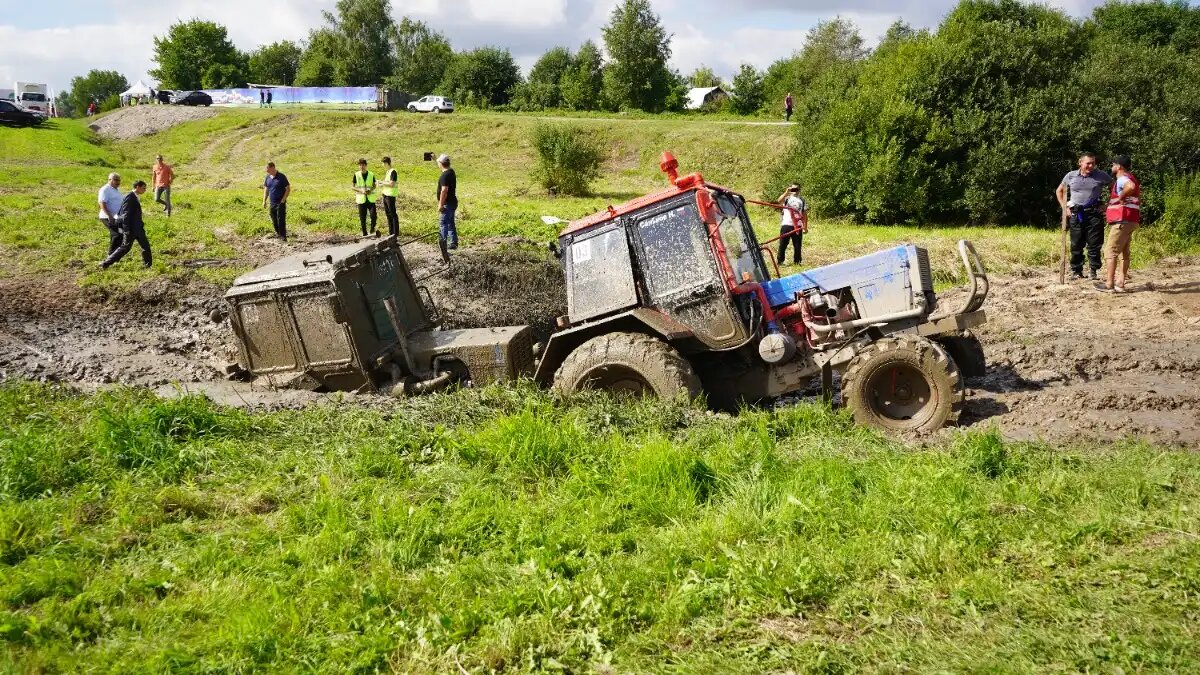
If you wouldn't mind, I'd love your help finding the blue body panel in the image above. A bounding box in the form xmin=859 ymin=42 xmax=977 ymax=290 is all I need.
xmin=760 ymin=245 xmax=915 ymax=309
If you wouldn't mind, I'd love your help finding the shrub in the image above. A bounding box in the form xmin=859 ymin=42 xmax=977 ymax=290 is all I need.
xmin=1160 ymin=174 xmax=1200 ymax=244
xmin=530 ymin=123 xmax=605 ymax=196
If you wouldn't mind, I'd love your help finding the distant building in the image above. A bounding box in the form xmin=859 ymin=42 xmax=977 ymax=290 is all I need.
xmin=686 ymin=86 xmax=728 ymax=111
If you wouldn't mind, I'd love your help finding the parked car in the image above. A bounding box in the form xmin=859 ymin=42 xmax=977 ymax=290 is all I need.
xmin=156 ymin=89 xmax=173 ymax=104
xmin=0 ymin=100 xmax=46 ymax=127
xmin=407 ymin=95 xmax=454 ymax=113
xmin=171 ymin=91 xmax=212 ymax=107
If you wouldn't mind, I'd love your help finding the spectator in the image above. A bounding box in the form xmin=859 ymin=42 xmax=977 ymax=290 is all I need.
xmin=267 ymin=90 xmax=273 ymax=108
xmin=436 ymin=154 xmax=458 ymax=251
xmin=101 ymin=180 xmax=151 ymax=269
xmin=379 ymin=156 xmax=400 ymax=238
xmin=97 ymin=173 xmax=124 ymax=258
xmin=1102 ymin=154 xmax=1141 ymax=293
xmin=152 ymin=154 xmax=174 ymax=217
xmin=785 ymin=92 xmax=793 ymax=122
xmin=353 ymin=159 xmax=378 ymax=237
xmin=776 ymin=182 xmax=808 ymax=266
xmin=259 ymin=89 xmax=265 ymax=108
xmin=262 ymin=162 xmax=291 ymax=241
xmin=1055 ymin=152 xmax=1112 ymax=280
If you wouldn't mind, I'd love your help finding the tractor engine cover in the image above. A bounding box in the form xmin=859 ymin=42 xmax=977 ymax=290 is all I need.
xmin=758 ymin=332 xmax=796 ymax=364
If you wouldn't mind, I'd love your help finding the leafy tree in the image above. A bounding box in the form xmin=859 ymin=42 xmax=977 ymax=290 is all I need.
xmin=511 ymin=47 xmax=574 ymax=110
xmin=560 ymin=40 xmax=604 ymax=110
xmin=688 ymin=66 xmax=721 ymax=88
xmin=202 ymin=59 xmax=248 ymax=89
xmin=54 ymin=90 xmax=74 ymax=118
xmin=601 ymin=0 xmax=673 ymax=112
xmin=762 ymin=18 xmax=867 ymax=115
xmin=730 ymin=64 xmax=763 ymax=115
xmin=388 ymin=18 xmax=453 ymax=95
xmin=296 ymin=30 xmax=345 ymax=86
xmin=298 ymin=0 xmax=396 ymax=87
xmin=249 ymin=41 xmax=302 ymax=85
xmin=63 ymin=69 xmax=128 ymax=117
xmin=150 ymin=20 xmax=244 ymax=90
xmin=440 ymin=47 xmax=522 ymax=107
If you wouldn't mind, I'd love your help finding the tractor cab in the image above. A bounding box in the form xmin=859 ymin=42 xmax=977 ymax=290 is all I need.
xmin=546 ymin=152 xmax=770 ymax=358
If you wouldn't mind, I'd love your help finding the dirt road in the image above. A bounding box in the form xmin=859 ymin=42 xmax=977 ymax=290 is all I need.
xmin=0 ymin=244 xmax=1196 ymax=446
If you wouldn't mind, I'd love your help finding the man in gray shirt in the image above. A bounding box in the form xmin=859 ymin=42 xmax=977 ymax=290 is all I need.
xmin=1055 ymin=152 xmax=1112 ymax=280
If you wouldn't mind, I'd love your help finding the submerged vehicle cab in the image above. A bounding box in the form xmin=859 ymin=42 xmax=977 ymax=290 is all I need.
xmin=535 ymin=152 xmax=989 ymax=432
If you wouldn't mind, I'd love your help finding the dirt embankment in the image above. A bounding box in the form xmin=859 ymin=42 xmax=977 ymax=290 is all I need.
xmin=88 ymin=106 xmax=216 ymax=140
xmin=0 ymin=242 xmax=1196 ymax=446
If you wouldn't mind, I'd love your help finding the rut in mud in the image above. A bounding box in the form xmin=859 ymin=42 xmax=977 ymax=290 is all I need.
xmin=0 ymin=244 xmax=1196 ymax=447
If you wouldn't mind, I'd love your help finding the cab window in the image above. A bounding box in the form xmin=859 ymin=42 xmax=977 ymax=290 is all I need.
xmin=715 ymin=192 xmax=765 ymax=283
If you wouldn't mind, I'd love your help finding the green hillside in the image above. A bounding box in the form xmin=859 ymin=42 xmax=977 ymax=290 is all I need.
xmin=0 ymin=110 xmax=1083 ymax=292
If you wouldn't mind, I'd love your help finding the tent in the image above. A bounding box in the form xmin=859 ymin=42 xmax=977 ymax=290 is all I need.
xmin=120 ymin=80 xmax=153 ymax=97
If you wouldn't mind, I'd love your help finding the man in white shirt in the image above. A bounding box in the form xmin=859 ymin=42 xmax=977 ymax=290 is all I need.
xmin=97 ymin=173 xmax=124 ymax=256
xmin=776 ymin=183 xmax=808 ymax=266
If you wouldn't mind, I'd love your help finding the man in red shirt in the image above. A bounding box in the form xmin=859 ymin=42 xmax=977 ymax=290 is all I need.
xmin=152 ymin=154 xmax=174 ymax=217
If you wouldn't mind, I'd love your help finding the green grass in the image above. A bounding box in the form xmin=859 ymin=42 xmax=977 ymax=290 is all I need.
xmin=6 ymin=109 xmax=1190 ymax=294
xmin=1 ymin=382 xmax=1198 ymax=671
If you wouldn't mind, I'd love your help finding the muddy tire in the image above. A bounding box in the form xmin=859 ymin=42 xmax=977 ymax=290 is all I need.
xmin=553 ymin=332 xmax=701 ymax=400
xmin=840 ymin=335 xmax=963 ymax=433
xmin=936 ymin=330 xmax=986 ymax=378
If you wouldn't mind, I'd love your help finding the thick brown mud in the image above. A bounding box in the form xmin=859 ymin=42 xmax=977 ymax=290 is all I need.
xmin=0 ymin=242 xmax=1196 ymax=447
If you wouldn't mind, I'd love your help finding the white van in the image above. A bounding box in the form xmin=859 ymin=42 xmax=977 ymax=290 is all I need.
xmin=15 ymin=82 xmax=50 ymax=114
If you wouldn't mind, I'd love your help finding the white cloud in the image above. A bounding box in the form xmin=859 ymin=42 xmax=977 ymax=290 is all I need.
xmin=467 ymin=0 xmax=568 ymax=27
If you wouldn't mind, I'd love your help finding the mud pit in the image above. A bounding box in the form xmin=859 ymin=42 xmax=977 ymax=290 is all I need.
xmin=0 ymin=244 xmax=1196 ymax=447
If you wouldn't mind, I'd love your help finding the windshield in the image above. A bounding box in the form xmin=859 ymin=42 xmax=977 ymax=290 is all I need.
xmin=20 ymin=93 xmax=47 ymax=102
xmin=714 ymin=192 xmax=766 ymax=283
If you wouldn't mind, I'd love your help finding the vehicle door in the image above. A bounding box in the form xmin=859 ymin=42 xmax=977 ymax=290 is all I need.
xmin=631 ymin=197 xmax=748 ymax=348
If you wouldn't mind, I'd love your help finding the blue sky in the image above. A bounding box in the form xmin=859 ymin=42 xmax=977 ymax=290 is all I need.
xmin=0 ymin=0 xmax=1128 ymax=94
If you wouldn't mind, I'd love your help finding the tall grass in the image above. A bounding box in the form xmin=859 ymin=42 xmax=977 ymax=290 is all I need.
xmin=2 ymin=382 xmax=1198 ymax=671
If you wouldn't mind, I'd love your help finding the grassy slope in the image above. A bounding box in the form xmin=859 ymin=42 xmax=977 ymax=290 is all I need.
xmin=3 ymin=109 xmax=1155 ymax=293
xmin=1 ymin=383 xmax=1198 ymax=672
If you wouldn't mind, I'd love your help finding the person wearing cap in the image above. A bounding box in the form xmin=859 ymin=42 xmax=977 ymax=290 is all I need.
xmin=1055 ymin=152 xmax=1112 ymax=280
xmin=100 ymin=180 xmax=151 ymax=269
xmin=775 ymin=182 xmax=808 ymax=266
xmin=152 ymin=154 xmax=174 ymax=217
xmin=436 ymin=154 xmax=458 ymax=250
xmin=1102 ymin=154 xmax=1141 ymax=293
xmin=97 ymin=172 xmax=124 ymax=257
xmin=379 ymin=156 xmax=400 ymax=238
xmin=353 ymin=158 xmax=378 ymax=236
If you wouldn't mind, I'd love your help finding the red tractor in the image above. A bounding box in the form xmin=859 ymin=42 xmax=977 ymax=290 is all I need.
xmin=533 ymin=152 xmax=989 ymax=433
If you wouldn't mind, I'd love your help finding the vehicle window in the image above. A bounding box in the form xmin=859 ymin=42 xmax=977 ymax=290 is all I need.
xmin=715 ymin=192 xmax=765 ymax=283
xmin=566 ymin=226 xmax=638 ymax=322
xmin=20 ymin=93 xmax=47 ymax=102
xmin=0 ymin=101 xmax=13 ymax=111
xmin=637 ymin=203 xmax=715 ymax=298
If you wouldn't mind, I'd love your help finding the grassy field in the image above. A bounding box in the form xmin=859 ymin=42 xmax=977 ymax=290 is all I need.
xmin=5 ymin=108 xmax=1184 ymax=294
xmin=1 ymin=382 xmax=1198 ymax=672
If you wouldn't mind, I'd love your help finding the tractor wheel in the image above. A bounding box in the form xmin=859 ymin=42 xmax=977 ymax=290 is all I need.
xmin=553 ymin=332 xmax=701 ymax=400
xmin=840 ymin=335 xmax=963 ymax=433
xmin=936 ymin=330 xmax=987 ymax=379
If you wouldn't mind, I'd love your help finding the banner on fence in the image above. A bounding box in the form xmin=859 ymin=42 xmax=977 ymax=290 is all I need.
xmin=200 ymin=87 xmax=379 ymax=107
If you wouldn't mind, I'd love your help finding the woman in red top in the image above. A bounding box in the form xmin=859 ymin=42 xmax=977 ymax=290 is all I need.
xmin=1103 ymin=154 xmax=1139 ymax=292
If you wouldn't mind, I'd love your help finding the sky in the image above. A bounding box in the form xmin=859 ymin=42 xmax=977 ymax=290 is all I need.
xmin=0 ymin=0 xmax=1129 ymax=95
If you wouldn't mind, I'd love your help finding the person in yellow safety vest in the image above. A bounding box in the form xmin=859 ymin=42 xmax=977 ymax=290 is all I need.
xmin=379 ymin=156 xmax=400 ymax=238
xmin=353 ymin=158 xmax=378 ymax=236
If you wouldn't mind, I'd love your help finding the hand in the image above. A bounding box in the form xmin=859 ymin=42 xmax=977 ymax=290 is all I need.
xmin=438 ymin=205 xmax=446 ymax=213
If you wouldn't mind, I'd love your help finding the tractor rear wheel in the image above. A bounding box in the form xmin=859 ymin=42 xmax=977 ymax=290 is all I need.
xmin=935 ymin=330 xmax=986 ymax=379
xmin=553 ymin=332 xmax=701 ymax=400
xmin=840 ymin=335 xmax=963 ymax=433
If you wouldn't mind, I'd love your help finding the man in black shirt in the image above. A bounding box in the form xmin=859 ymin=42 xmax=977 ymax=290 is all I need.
xmin=436 ymin=154 xmax=458 ymax=250
xmin=101 ymin=180 xmax=151 ymax=269
xmin=262 ymin=162 xmax=291 ymax=240
xmin=379 ymin=156 xmax=400 ymax=238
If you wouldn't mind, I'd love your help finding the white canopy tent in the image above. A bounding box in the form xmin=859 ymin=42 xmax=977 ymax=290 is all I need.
xmin=120 ymin=80 xmax=153 ymax=97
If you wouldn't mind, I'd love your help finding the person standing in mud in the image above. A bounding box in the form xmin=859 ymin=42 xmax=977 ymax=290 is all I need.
xmin=379 ymin=157 xmax=400 ymax=238
xmin=436 ymin=154 xmax=458 ymax=251
xmin=262 ymin=162 xmax=290 ymax=241
xmin=353 ymin=159 xmax=378 ymax=237
xmin=1055 ymin=152 xmax=1112 ymax=280
xmin=100 ymin=180 xmax=151 ymax=269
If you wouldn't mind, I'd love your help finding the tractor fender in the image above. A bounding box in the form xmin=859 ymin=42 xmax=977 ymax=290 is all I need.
xmin=533 ymin=309 xmax=694 ymax=385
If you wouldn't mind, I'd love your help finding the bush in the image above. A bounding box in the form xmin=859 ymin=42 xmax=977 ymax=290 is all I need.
xmin=530 ymin=123 xmax=605 ymax=196
xmin=1160 ymin=174 xmax=1200 ymax=244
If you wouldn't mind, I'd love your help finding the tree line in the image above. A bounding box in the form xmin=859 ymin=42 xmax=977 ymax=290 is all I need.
xmin=770 ymin=0 xmax=1200 ymax=234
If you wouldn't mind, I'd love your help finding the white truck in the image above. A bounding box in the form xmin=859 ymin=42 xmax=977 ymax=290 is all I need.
xmin=15 ymin=82 xmax=50 ymax=114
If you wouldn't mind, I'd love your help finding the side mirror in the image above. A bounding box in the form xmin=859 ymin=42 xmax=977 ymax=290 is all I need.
xmin=548 ymin=241 xmax=562 ymax=259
